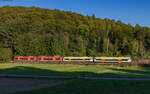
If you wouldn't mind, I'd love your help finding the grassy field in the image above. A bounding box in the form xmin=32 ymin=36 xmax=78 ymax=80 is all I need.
xmin=0 ymin=63 xmax=150 ymax=78
xmin=1 ymin=63 xmax=150 ymax=94
xmin=12 ymin=79 xmax=150 ymax=94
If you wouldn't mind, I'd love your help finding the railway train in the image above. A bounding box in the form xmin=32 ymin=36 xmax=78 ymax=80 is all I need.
xmin=14 ymin=56 xmax=132 ymax=63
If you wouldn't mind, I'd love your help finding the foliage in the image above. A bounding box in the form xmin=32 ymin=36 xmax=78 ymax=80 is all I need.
xmin=0 ymin=48 xmax=12 ymax=61
xmin=0 ymin=6 xmax=150 ymax=61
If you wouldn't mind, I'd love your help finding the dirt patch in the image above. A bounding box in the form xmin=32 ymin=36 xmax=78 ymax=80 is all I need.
xmin=0 ymin=78 xmax=67 ymax=94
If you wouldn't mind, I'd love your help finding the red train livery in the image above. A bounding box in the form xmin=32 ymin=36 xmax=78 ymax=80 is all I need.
xmin=14 ymin=56 xmax=62 ymax=62
xmin=37 ymin=57 xmax=62 ymax=61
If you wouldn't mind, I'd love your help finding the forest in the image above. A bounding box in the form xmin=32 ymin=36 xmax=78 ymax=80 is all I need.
xmin=0 ymin=6 xmax=150 ymax=61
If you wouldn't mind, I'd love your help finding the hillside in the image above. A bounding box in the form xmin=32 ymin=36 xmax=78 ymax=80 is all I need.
xmin=0 ymin=6 xmax=150 ymax=61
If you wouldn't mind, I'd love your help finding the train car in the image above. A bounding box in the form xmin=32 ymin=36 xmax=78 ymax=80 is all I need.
xmin=37 ymin=57 xmax=62 ymax=62
xmin=14 ymin=56 xmax=37 ymax=62
xmin=94 ymin=57 xmax=131 ymax=63
xmin=63 ymin=57 xmax=93 ymax=62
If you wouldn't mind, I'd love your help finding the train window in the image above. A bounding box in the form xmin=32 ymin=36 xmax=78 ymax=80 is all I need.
xmin=20 ymin=58 xmax=27 ymax=60
xmin=85 ymin=59 xmax=92 ymax=60
xmin=64 ymin=58 xmax=69 ymax=60
xmin=96 ymin=59 xmax=102 ymax=60
xmin=56 ymin=58 xmax=60 ymax=60
xmin=44 ymin=58 xmax=53 ymax=60
xmin=49 ymin=58 xmax=53 ymax=60
xmin=24 ymin=58 xmax=28 ymax=60
xmin=71 ymin=59 xmax=83 ymax=60
xmin=104 ymin=59 xmax=118 ymax=61
xmin=30 ymin=58 xmax=34 ymax=60
xmin=122 ymin=59 xmax=128 ymax=61
xmin=20 ymin=58 xmax=24 ymax=60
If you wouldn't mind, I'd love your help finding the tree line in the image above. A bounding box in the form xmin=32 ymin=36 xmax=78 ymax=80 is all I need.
xmin=0 ymin=6 xmax=150 ymax=61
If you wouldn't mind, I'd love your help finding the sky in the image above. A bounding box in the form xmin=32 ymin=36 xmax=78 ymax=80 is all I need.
xmin=0 ymin=0 xmax=150 ymax=27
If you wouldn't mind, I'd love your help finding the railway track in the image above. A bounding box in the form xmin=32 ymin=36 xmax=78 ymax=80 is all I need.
xmin=7 ymin=62 xmax=150 ymax=67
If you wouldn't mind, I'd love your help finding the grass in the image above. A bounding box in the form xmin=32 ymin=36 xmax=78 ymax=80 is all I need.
xmin=0 ymin=63 xmax=150 ymax=78
xmin=1 ymin=63 xmax=150 ymax=94
xmin=13 ymin=79 xmax=150 ymax=94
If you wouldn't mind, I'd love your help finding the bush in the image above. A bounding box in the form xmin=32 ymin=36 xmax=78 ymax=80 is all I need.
xmin=0 ymin=48 xmax=12 ymax=62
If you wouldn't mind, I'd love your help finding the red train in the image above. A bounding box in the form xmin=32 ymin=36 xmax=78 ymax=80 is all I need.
xmin=14 ymin=56 xmax=62 ymax=62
